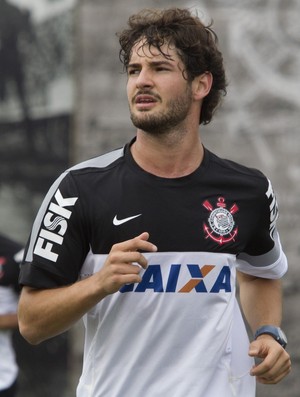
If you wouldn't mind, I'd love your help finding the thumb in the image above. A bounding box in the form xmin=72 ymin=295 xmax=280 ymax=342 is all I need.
xmin=138 ymin=232 xmax=150 ymax=241
xmin=248 ymin=340 xmax=261 ymax=357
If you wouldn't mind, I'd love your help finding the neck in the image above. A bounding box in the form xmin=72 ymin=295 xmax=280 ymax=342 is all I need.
xmin=131 ymin=130 xmax=204 ymax=178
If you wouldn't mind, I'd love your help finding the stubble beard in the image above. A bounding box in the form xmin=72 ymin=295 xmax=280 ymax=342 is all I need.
xmin=130 ymin=87 xmax=193 ymax=136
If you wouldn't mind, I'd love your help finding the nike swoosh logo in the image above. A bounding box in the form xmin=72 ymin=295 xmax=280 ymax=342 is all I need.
xmin=113 ymin=214 xmax=142 ymax=226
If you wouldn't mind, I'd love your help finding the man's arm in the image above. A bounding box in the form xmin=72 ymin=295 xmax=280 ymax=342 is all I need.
xmin=0 ymin=313 xmax=18 ymax=329
xmin=18 ymin=281 xmax=102 ymax=344
xmin=237 ymin=271 xmax=291 ymax=384
xmin=18 ymin=232 xmax=157 ymax=344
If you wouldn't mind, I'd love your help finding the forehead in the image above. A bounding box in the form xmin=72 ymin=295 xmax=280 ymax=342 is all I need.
xmin=129 ymin=38 xmax=181 ymax=64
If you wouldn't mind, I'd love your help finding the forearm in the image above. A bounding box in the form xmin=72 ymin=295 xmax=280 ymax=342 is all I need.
xmin=237 ymin=270 xmax=283 ymax=334
xmin=18 ymin=275 xmax=107 ymax=345
xmin=18 ymin=233 xmax=157 ymax=345
xmin=0 ymin=313 xmax=18 ymax=329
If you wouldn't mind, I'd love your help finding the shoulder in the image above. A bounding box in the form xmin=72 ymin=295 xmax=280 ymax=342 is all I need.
xmin=43 ymin=145 xmax=127 ymax=198
xmin=207 ymin=149 xmax=265 ymax=178
xmin=68 ymin=146 xmax=125 ymax=175
xmin=205 ymin=149 xmax=269 ymax=190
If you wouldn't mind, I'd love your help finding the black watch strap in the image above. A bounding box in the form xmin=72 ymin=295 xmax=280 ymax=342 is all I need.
xmin=254 ymin=325 xmax=287 ymax=348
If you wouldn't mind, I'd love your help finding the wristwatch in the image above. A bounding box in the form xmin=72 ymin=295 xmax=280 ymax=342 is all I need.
xmin=254 ymin=325 xmax=287 ymax=348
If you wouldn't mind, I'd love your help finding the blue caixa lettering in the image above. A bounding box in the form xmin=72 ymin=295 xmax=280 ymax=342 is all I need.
xmin=120 ymin=264 xmax=231 ymax=293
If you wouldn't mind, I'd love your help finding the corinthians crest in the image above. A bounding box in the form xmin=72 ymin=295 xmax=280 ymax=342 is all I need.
xmin=203 ymin=197 xmax=239 ymax=245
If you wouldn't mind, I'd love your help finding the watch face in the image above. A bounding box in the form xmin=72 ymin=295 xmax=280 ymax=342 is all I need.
xmin=278 ymin=328 xmax=288 ymax=346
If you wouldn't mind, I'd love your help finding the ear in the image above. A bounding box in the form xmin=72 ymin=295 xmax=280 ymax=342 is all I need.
xmin=192 ymin=72 xmax=213 ymax=101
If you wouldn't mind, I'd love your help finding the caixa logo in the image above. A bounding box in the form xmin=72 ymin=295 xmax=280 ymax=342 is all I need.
xmin=33 ymin=189 xmax=78 ymax=262
xmin=120 ymin=264 xmax=231 ymax=293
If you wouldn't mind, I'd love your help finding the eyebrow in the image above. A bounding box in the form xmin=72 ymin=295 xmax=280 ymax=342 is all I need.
xmin=127 ymin=60 xmax=175 ymax=69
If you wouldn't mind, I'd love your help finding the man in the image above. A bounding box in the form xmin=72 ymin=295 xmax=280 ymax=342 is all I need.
xmin=0 ymin=234 xmax=23 ymax=397
xmin=18 ymin=8 xmax=291 ymax=397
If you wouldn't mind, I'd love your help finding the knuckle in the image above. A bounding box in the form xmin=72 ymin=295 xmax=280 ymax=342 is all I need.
xmin=263 ymin=362 xmax=273 ymax=372
xmin=111 ymin=241 xmax=122 ymax=251
xmin=109 ymin=252 xmax=119 ymax=263
xmin=131 ymin=251 xmax=144 ymax=264
xmin=137 ymin=251 xmax=146 ymax=261
xmin=132 ymin=264 xmax=142 ymax=273
xmin=130 ymin=251 xmax=139 ymax=260
xmin=110 ymin=274 xmax=121 ymax=285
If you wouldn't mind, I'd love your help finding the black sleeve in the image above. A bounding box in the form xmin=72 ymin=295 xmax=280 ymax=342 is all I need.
xmin=19 ymin=171 xmax=90 ymax=288
xmin=241 ymin=177 xmax=278 ymax=257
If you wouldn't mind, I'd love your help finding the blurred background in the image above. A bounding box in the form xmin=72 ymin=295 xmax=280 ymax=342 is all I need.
xmin=0 ymin=0 xmax=299 ymax=396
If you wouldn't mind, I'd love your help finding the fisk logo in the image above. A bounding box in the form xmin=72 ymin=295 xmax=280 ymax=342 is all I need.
xmin=120 ymin=264 xmax=231 ymax=293
xmin=265 ymin=179 xmax=278 ymax=239
xmin=34 ymin=189 xmax=78 ymax=262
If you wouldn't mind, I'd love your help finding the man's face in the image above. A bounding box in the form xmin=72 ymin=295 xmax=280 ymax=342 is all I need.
xmin=126 ymin=39 xmax=193 ymax=134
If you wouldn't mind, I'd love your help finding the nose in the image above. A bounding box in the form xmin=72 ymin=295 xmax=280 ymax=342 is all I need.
xmin=136 ymin=68 xmax=154 ymax=89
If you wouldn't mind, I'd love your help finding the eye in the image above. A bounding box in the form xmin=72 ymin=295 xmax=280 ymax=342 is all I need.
xmin=128 ymin=69 xmax=140 ymax=76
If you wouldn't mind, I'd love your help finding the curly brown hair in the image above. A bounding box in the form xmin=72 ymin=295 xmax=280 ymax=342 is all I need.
xmin=117 ymin=8 xmax=227 ymax=125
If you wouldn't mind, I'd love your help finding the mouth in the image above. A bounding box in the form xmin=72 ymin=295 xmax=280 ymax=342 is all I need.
xmin=133 ymin=93 xmax=159 ymax=110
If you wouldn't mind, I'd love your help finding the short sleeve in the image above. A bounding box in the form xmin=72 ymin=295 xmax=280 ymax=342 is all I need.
xmin=19 ymin=171 xmax=89 ymax=288
xmin=236 ymin=229 xmax=287 ymax=279
xmin=236 ymin=179 xmax=288 ymax=279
